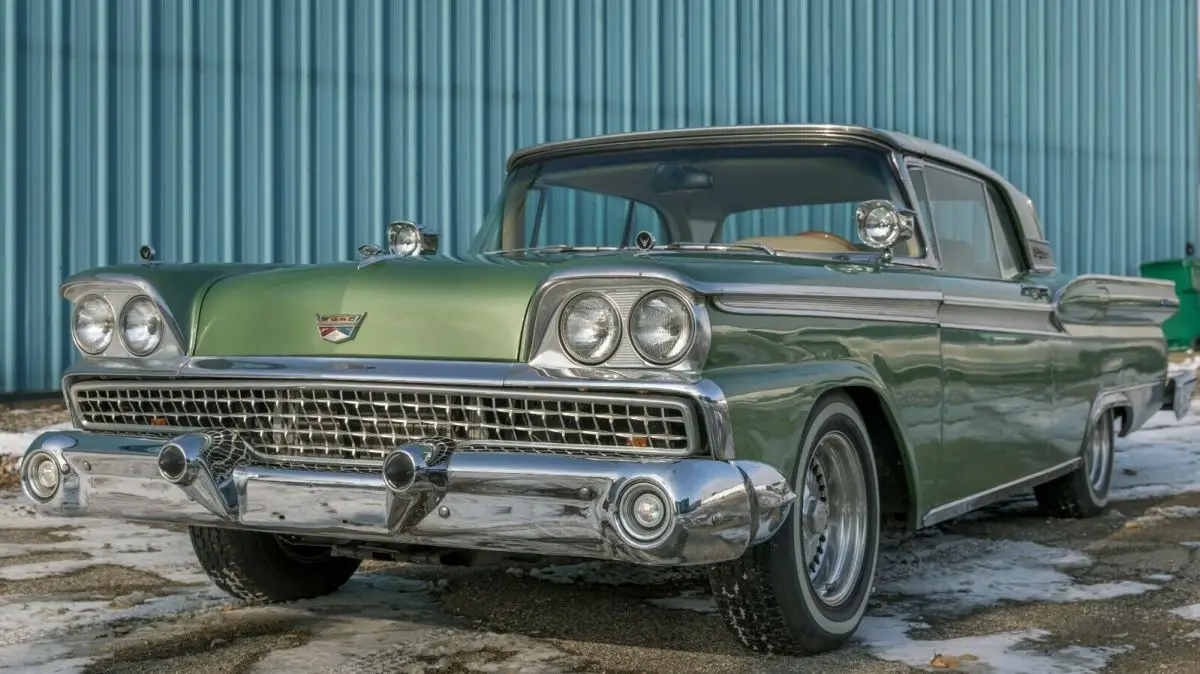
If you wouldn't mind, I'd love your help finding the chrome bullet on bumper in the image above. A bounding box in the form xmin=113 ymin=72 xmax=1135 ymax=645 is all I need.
xmin=20 ymin=430 xmax=796 ymax=566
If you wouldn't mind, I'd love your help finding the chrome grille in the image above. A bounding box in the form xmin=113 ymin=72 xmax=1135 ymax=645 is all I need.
xmin=69 ymin=379 xmax=697 ymax=466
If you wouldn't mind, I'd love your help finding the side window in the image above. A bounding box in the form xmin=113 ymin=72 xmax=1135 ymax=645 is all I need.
xmin=906 ymin=166 xmax=936 ymax=240
xmin=983 ymin=184 xmax=1026 ymax=276
xmin=523 ymin=184 xmax=669 ymax=248
xmin=922 ymin=166 xmax=1022 ymax=280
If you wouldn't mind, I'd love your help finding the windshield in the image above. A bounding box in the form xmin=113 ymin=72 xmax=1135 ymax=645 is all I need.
xmin=470 ymin=144 xmax=922 ymax=258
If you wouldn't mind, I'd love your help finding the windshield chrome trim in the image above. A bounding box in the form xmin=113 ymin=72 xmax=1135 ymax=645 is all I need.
xmin=485 ymin=139 xmax=937 ymax=270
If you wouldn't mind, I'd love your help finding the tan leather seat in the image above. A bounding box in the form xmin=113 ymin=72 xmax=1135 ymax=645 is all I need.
xmin=734 ymin=231 xmax=921 ymax=257
xmin=734 ymin=233 xmax=857 ymax=254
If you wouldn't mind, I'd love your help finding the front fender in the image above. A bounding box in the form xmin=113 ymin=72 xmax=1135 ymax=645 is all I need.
xmin=705 ymin=359 xmax=927 ymax=523
xmin=62 ymin=264 xmax=285 ymax=354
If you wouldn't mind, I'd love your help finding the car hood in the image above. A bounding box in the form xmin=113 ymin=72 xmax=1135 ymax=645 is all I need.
xmin=190 ymin=250 xmax=864 ymax=360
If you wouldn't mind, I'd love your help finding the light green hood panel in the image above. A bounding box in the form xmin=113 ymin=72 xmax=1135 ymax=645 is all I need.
xmin=193 ymin=259 xmax=553 ymax=360
xmin=190 ymin=251 xmax=938 ymax=359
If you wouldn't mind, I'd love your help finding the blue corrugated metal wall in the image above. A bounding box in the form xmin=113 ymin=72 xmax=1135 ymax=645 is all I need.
xmin=1 ymin=0 xmax=1196 ymax=394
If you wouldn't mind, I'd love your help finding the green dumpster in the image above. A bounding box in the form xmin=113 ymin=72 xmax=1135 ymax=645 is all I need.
xmin=1140 ymin=258 xmax=1200 ymax=350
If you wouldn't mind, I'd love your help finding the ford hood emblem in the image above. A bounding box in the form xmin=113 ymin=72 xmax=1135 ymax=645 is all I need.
xmin=316 ymin=313 xmax=366 ymax=343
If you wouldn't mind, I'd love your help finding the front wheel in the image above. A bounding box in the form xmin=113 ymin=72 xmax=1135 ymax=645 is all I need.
xmin=189 ymin=526 xmax=362 ymax=603
xmin=1034 ymin=408 xmax=1116 ymax=518
xmin=709 ymin=391 xmax=881 ymax=655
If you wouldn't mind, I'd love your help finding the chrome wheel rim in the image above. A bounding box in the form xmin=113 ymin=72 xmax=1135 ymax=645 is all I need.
xmin=1084 ymin=412 xmax=1112 ymax=492
xmin=799 ymin=429 xmax=869 ymax=607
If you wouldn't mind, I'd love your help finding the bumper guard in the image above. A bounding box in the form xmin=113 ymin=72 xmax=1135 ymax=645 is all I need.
xmin=1162 ymin=368 xmax=1197 ymax=420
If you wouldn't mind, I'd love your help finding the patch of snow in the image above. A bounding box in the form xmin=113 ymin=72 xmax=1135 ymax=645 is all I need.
xmin=1167 ymin=356 xmax=1199 ymax=376
xmin=876 ymin=536 xmax=1158 ymax=616
xmin=1112 ymin=403 xmax=1200 ymax=500
xmin=0 ymin=422 xmax=73 ymax=456
xmin=1125 ymin=506 xmax=1200 ymax=528
xmin=1181 ymin=542 xmax=1200 ymax=549
xmin=1185 ymin=631 xmax=1200 ymax=640
xmin=1145 ymin=573 xmax=1176 ymax=582
xmin=857 ymin=615 xmax=1131 ymax=674
xmin=0 ymin=501 xmax=213 ymax=585
xmin=1170 ymin=603 xmax=1200 ymax=621
xmin=0 ymin=494 xmax=228 ymax=671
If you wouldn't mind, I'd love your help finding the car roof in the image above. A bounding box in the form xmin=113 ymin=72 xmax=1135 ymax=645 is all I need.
xmin=505 ymin=124 xmax=1008 ymax=188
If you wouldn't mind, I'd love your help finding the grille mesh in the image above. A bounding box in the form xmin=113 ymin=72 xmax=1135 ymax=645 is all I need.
xmin=70 ymin=380 xmax=697 ymax=466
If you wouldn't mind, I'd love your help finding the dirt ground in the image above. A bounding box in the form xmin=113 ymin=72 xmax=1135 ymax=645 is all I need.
xmin=5 ymin=403 xmax=1200 ymax=673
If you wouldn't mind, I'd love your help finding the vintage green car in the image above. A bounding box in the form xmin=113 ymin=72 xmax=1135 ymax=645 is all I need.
xmin=21 ymin=124 xmax=1196 ymax=655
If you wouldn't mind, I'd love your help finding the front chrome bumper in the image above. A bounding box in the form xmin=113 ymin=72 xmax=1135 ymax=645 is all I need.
xmin=20 ymin=430 xmax=796 ymax=567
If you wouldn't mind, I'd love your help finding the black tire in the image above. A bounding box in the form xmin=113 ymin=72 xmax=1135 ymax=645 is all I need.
xmin=1034 ymin=408 xmax=1116 ymax=518
xmin=188 ymin=526 xmax=361 ymax=603
xmin=709 ymin=391 xmax=881 ymax=656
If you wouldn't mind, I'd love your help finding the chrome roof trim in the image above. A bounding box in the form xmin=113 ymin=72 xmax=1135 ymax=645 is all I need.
xmin=504 ymin=124 xmax=1013 ymax=192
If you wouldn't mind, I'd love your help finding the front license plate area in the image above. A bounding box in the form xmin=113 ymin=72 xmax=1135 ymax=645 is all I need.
xmin=239 ymin=477 xmax=389 ymax=534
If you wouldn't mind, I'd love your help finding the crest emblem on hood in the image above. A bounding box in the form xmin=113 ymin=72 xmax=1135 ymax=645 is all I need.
xmin=316 ymin=313 xmax=366 ymax=343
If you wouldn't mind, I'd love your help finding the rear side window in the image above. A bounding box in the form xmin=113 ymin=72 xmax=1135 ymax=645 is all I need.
xmin=921 ymin=166 xmax=1024 ymax=280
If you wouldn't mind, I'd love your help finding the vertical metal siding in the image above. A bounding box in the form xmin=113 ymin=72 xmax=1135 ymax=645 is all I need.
xmin=1 ymin=0 xmax=1196 ymax=393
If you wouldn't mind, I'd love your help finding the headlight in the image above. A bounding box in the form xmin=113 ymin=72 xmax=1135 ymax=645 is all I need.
xmin=630 ymin=291 xmax=694 ymax=365
xmin=558 ymin=292 xmax=621 ymax=365
xmin=388 ymin=221 xmax=424 ymax=256
xmin=72 ymin=294 xmax=115 ymax=355
xmin=119 ymin=296 xmax=164 ymax=356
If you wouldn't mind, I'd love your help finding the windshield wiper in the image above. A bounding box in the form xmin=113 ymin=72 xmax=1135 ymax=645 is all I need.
xmin=485 ymin=245 xmax=622 ymax=256
xmin=649 ymin=242 xmax=778 ymax=255
xmin=487 ymin=242 xmax=779 ymax=257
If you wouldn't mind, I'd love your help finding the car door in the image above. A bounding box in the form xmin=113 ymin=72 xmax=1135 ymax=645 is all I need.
xmin=909 ymin=161 xmax=1058 ymax=511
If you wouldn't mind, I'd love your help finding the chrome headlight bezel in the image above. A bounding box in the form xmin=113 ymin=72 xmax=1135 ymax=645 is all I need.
xmin=71 ymin=294 xmax=116 ymax=355
xmin=557 ymin=291 xmax=623 ymax=366
xmin=62 ymin=274 xmax=185 ymax=360
xmin=628 ymin=290 xmax=697 ymax=366
xmin=524 ymin=273 xmax=711 ymax=373
xmin=118 ymin=295 xmax=165 ymax=357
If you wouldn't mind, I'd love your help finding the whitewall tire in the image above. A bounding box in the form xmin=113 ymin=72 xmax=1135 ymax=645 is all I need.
xmin=708 ymin=391 xmax=881 ymax=655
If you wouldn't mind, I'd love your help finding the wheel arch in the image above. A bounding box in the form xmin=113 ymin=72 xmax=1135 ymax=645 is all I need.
xmin=838 ymin=385 xmax=920 ymax=530
xmin=710 ymin=360 xmax=926 ymax=530
xmin=1091 ymin=388 xmax=1137 ymax=439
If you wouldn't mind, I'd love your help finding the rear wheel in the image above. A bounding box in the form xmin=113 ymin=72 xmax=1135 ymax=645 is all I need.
xmin=709 ymin=392 xmax=881 ymax=655
xmin=1034 ymin=408 xmax=1116 ymax=518
xmin=189 ymin=526 xmax=361 ymax=602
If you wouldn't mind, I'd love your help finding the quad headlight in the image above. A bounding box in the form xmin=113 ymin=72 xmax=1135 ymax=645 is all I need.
xmin=119 ymin=296 xmax=164 ymax=356
xmin=629 ymin=291 xmax=695 ymax=365
xmin=558 ymin=292 xmax=622 ymax=365
xmin=71 ymin=292 xmax=167 ymax=357
xmin=72 ymin=294 xmax=115 ymax=355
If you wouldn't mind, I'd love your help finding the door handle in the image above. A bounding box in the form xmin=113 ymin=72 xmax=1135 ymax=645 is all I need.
xmin=1021 ymin=285 xmax=1051 ymax=302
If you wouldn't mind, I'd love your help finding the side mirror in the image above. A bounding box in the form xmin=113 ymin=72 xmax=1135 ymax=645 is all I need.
xmin=854 ymin=200 xmax=916 ymax=263
xmin=357 ymin=221 xmax=440 ymax=267
xmin=386 ymin=221 xmax=440 ymax=257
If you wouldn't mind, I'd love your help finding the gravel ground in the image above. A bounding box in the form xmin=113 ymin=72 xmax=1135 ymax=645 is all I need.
xmin=6 ymin=401 xmax=1200 ymax=672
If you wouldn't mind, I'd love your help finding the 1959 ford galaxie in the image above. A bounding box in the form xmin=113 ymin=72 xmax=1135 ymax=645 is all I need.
xmin=22 ymin=124 xmax=1197 ymax=655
